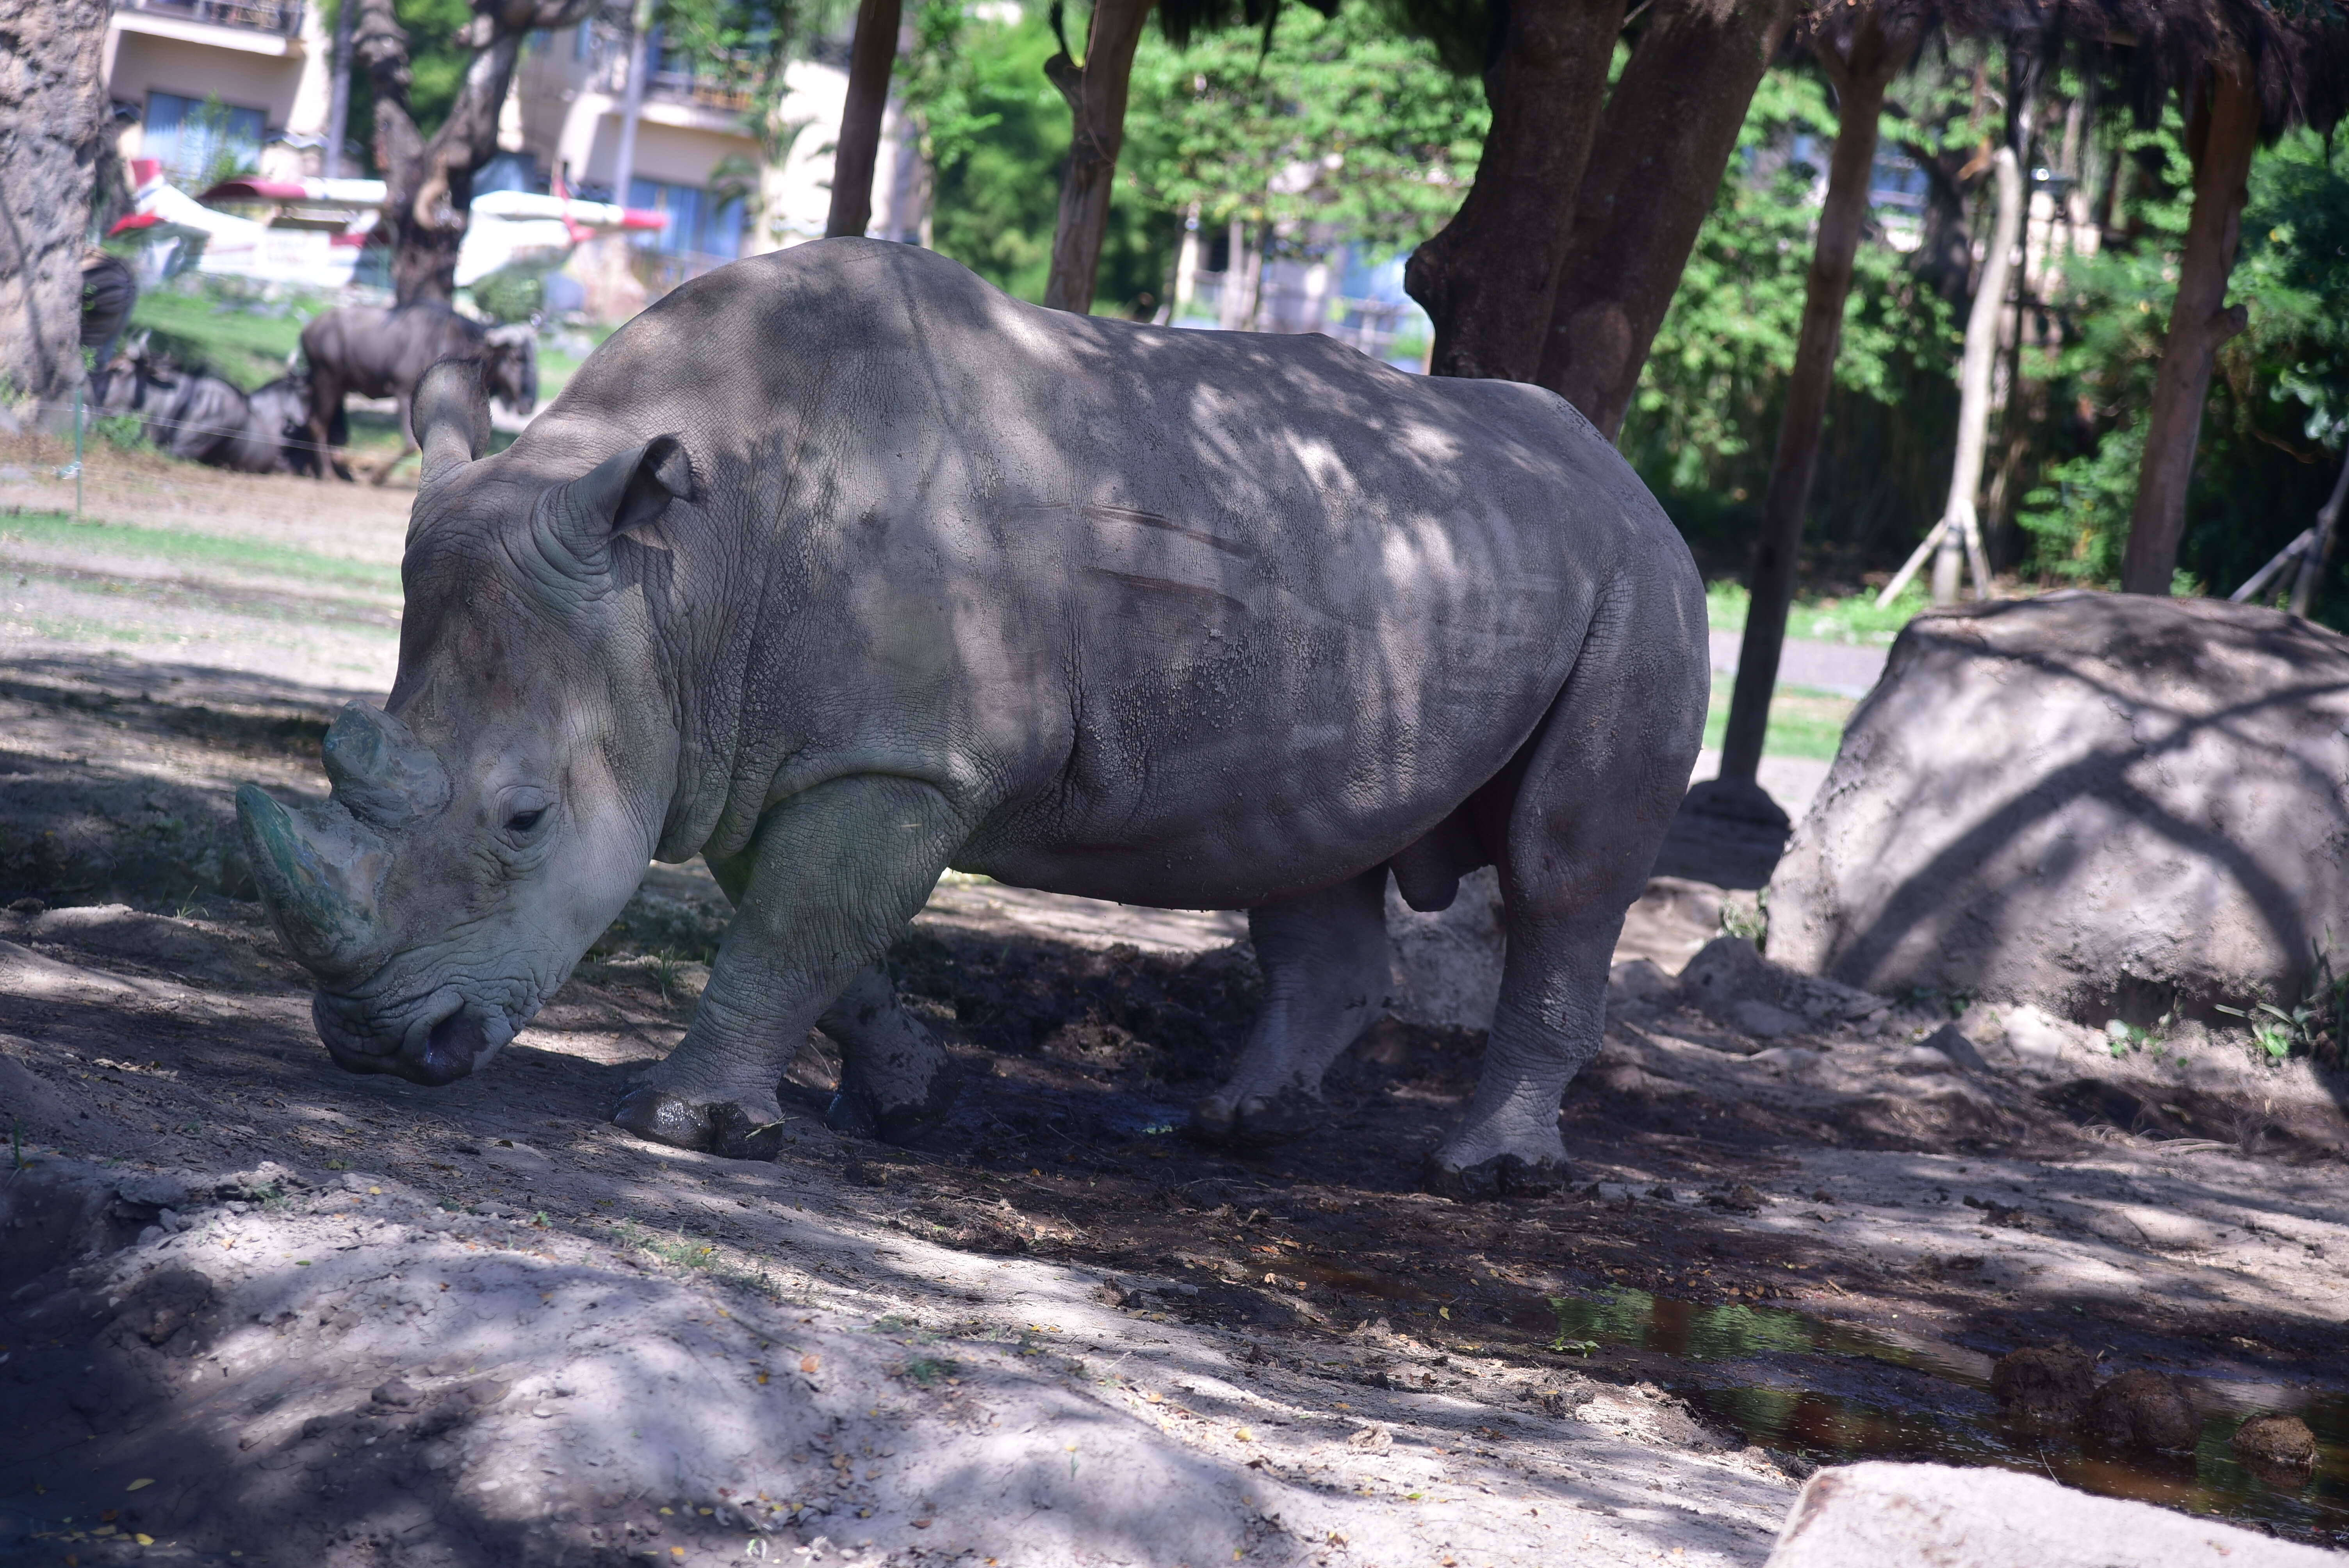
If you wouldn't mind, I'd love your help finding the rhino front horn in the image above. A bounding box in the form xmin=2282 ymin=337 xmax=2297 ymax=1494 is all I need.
xmin=321 ymin=702 xmax=449 ymax=827
xmin=235 ymin=784 xmax=389 ymax=978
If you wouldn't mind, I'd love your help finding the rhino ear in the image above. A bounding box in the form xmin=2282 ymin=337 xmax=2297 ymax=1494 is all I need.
xmin=415 ymin=358 xmax=490 ymax=485
xmin=538 ymin=436 xmax=694 ymax=575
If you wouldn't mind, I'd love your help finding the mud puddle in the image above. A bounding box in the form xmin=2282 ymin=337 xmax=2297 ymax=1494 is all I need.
xmin=1508 ymin=1285 xmax=2349 ymax=1541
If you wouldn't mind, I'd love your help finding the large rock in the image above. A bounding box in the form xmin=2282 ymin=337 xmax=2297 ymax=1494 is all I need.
xmin=1766 ymin=1461 xmax=2338 ymax=1567
xmin=1767 ymin=595 xmax=2349 ymax=1025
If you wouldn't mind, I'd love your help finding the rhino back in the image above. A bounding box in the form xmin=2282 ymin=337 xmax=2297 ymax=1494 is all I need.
xmin=498 ymin=241 xmax=1691 ymax=902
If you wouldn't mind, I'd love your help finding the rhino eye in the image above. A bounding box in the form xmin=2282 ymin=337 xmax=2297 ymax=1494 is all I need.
xmin=506 ymin=808 xmax=546 ymax=833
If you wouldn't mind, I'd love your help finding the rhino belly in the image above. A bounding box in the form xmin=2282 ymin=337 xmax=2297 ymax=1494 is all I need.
xmin=965 ymin=574 xmax=1572 ymax=910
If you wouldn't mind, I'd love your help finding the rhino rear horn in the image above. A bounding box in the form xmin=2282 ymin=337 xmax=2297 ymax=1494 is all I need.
xmin=415 ymin=358 xmax=490 ymax=484
xmin=536 ymin=436 xmax=694 ymax=576
xmin=322 ymin=701 xmax=450 ymax=827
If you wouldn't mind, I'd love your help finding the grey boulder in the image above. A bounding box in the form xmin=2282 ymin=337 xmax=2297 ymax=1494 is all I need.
xmin=1767 ymin=1461 xmax=2337 ymax=1566
xmin=1767 ymin=594 xmax=2349 ymax=1026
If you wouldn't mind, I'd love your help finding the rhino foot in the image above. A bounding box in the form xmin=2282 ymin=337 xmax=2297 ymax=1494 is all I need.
xmin=1423 ymin=1152 xmax=1568 ymax=1203
xmin=823 ymin=1055 xmax=966 ymax=1146
xmin=613 ymin=1087 xmax=789 ymax=1160
xmin=1187 ymin=1085 xmax=1321 ymax=1148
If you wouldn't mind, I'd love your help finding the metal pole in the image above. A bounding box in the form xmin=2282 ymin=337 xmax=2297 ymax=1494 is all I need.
xmin=73 ymin=385 xmax=84 ymax=520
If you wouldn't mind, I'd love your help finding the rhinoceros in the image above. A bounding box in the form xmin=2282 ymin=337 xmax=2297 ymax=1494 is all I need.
xmin=236 ymin=239 xmax=1706 ymax=1196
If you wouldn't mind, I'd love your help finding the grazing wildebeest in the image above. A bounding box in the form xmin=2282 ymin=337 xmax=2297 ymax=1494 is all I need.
xmin=236 ymin=240 xmax=1708 ymax=1199
xmin=93 ymin=339 xmax=300 ymax=473
xmin=300 ymin=302 xmax=536 ymax=482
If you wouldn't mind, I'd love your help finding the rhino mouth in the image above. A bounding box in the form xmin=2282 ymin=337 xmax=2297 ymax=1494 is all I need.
xmin=312 ymin=992 xmax=513 ymax=1087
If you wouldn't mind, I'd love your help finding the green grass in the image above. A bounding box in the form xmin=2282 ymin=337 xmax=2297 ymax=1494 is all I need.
xmin=127 ymin=287 xmax=312 ymax=391
xmin=0 ymin=508 xmax=399 ymax=592
xmin=1702 ymin=674 xmax=1854 ymax=761
xmin=1706 ymin=580 xmax=1928 ymax=647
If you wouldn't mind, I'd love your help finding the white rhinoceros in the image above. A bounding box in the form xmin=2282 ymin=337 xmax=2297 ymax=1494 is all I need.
xmin=236 ymin=239 xmax=1706 ymax=1197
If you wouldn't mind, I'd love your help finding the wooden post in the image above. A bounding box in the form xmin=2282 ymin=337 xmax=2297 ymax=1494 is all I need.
xmin=1041 ymin=0 xmax=1155 ymax=315
xmin=1719 ymin=11 xmax=1914 ymax=785
xmin=826 ymin=0 xmax=904 ymax=239
xmin=2116 ymin=56 xmax=2261 ymax=596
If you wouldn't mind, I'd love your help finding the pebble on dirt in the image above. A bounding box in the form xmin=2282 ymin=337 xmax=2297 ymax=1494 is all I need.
xmin=2084 ymin=1368 xmax=2202 ymax=1453
xmin=2232 ymin=1414 xmax=2319 ymax=1470
xmin=1988 ymin=1344 xmax=2098 ymax=1423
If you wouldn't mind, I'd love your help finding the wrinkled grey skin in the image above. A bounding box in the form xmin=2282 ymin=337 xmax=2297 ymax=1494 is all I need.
xmin=238 ymin=240 xmax=1707 ymax=1196
xmin=299 ymin=301 xmax=536 ymax=483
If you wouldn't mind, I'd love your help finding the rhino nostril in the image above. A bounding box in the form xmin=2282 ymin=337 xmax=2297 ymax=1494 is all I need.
xmin=419 ymin=1011 xmax=489 ymax=1085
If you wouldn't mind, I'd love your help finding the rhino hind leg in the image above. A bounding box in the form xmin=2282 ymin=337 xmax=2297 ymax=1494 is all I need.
xmin=1427 ymin=574 xmax=1705 ymax=1201
xmin=1190 ymin=867 xmax=1391 ymax=1147
xmin=810 ymin=967 xmax=965 ymax=1144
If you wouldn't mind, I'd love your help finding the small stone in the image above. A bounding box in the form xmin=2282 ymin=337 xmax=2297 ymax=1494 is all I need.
xmin=2231 ymin=1413 xmax=2317 ymax=1470
xmin=2085 ymin=1368 xmax=2201 ymax=1452
xmin=1991 ymin=1345 xmax=2096 ymax=1423
xmin=1729 ymin=998 xmax=1806 ymax=1039
xmin=371 ymin=1379 xmax=420 ymax=1408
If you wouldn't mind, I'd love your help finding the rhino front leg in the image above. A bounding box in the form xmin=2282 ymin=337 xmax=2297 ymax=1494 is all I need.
xmin=613 ymin=776 xmax=967 ymax=1158
xmin=1191 ymin=867 xmax=1389 ymax=1146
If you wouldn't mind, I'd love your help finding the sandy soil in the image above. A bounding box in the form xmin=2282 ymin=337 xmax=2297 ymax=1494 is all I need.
xmin=2 ymin=444 xmax=2346 ymax=1567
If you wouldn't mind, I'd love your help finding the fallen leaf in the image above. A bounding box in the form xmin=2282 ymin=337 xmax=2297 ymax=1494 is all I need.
xmin=1234 ymin=1427 xmax=1253 ymax=1442
xmin=912 ymin=1519 xmax=932 ymax=1529
xmin=1143 ymin=1391 xmax=1162 ymax=1404
xmin=135 ymin=1536 xmax=154 ymax=1547
xmin=800 ymin=1354 xmax=820 ymax=1374
xmin=126 ymin=1479 xmax=153 ymax=1491
xmin=757 ymin=1372 xmax=770 ymax=1385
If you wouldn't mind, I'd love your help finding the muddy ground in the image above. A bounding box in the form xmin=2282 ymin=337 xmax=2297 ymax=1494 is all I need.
xmin=2 ymin=442 xmax=2346 ymax=1567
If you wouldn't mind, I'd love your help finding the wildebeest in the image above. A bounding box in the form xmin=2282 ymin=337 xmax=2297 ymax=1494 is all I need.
xmin=236 ymin=240 xmax=1707 ymax=1199
xmin=299 ymin=301 xmax=536 ymax=482
xmin=93 ymin=338 xmax=313 ymax=474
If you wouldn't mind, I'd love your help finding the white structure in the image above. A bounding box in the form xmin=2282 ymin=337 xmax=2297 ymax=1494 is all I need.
xmin=101 ymin=0 xmax=335 ymax=186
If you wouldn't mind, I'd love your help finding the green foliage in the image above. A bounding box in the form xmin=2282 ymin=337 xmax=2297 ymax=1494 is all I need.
xmin=1122 ymin=0 xmax=1485 ymax=255
xmin=127 ymin=280 xmax=311 ymax=390
xmin=467 ymin=267 xmax=544 ymax=324
xmin=1619 ymin=67 xmax=1960 ymax=549
xmin=2018 ymin=123 xmax=2349 ymax=614
xmin=902 ymin=0 xmax=1470 ymax=312
xmin=1703 ymin=578 xmax=1927 ymax=647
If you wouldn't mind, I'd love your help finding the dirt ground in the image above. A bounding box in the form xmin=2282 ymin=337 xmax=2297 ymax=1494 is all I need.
xmin=3 ymin=442 xmax=2346 ymax=1568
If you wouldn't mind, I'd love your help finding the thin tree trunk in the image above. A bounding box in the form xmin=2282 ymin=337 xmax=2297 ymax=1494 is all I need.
xmin=324 ymin=0 xmax=355 ymax=178
xmin=0 ymin=0 xmax=110 ymax=409
xmin=354 ymin=0 xmax=600 ymax=305
xmin=1404 ymin=0 xmax=1625 ymax=381
xmin=1929 ymin=132 xmax=2027 ymax=604
xmin=1719 ymin=11 xmax=1916 ymax=785
xmin=1537 ymin=0 xmax=1798 ymax=435
xmin=1041 ymin=0 xmax=1155 ymax=314
xmin=827 ymin=0 xmax=904 ymax=238
xmin=2117 ymin=57 xmax=2261 ymax=595
xmin=2289 ymin=449 xmax=2349 ymax=618
xmin=610 ymin=0 xmax=654 ymax=213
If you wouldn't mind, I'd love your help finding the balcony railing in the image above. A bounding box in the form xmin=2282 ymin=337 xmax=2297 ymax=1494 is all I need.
xmin=116 ymin=0 xmax=305 ymax=38
xmin=646 ymin=68 xmax=754 ymax=114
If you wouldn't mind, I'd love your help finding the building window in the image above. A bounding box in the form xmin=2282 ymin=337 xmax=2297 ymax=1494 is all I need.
xmin=144 ymin=92 xmax=267 ymax=190
xmin=627 ymin=178 xmax=744 ymax=259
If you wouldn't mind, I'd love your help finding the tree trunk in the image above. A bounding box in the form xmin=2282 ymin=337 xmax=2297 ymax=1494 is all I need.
xmin=1404 ymin=0 xmax=1624 ymax=381
xmin=324 ymin=0 xmax=355 ymax=178
xmin=0 ymin=0 xmax=110 ymax=410
xmin=1536 ymin=0 xmax=1798 ymax=435
xmin=1718 ymin=11 xmax=1916 ymax=785
xmin=610 ymin=0 xmax=656 ymax=215
xmin=355 ymin=0 xmax=601 ymax=306
xmin=1041 ymin=0 xmax=1155 ymax=314
xmin=2117 ymin=57 xmax=2261 ymax=596
xmin=827 ymin=0 xmax=904 ymax=238
xmin=1930 ymin=97 xmax=2029 ymax=606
